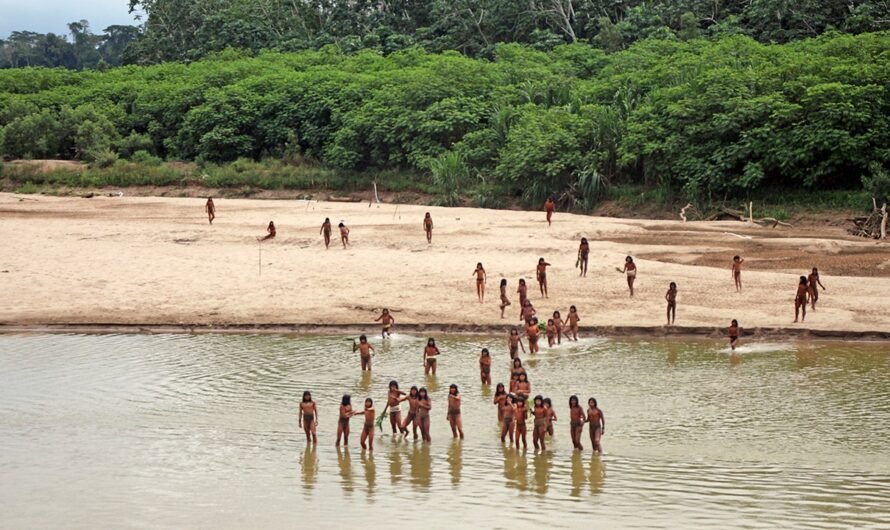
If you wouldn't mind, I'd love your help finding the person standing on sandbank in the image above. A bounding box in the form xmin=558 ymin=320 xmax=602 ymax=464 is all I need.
xmin=320 ymin=217 xmax=332 ymax=249
xmin=808 ymin=267 xmax=826 ymax=310
xmin=545 ymin=197 xmax=555 ymax=226
xmin=258 ymin=221 xmax=276 ymax=241
xmin=205 ymin=197 xmax=215 ymax=224
xmin=423 ymin=212 xmax=433 ymax=244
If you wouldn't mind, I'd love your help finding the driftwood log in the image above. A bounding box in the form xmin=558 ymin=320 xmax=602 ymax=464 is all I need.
xmin=694 ymin=203 xmax=793 ymax=228
xmin=848 ymin=199 xmax=888 ymax=239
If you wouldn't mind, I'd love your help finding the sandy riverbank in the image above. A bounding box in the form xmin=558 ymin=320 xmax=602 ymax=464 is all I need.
xmin=1 ymin=192 xmax=888 ymax=336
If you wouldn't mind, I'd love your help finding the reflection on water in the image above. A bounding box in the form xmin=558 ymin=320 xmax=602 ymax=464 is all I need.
xmin=1 ymin=334 xmax=889 ymax=529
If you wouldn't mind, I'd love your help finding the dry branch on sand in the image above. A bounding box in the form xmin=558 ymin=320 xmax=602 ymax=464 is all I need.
xmin=848 ymin=199 xmax=888 ymax=240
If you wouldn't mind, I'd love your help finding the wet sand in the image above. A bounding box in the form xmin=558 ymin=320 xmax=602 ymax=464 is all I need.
xmin=1 ymin=193 xmax=888 ymax=336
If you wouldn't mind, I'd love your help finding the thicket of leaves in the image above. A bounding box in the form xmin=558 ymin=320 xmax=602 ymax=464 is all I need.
xmin=1 ymin=32 xmax=888 ymax=205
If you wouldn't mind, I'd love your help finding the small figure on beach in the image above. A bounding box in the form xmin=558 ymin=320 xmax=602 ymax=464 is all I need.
xmin=353 ymin=334 xmax=375 ymax=371
xmin=808 ymin=267 xmax=826 ymax=310
xmin=336 ymin=394 xmax=356 ymax=446
xmin=359 ymin=398 xmax=376 ymax=451
xmin=619 ymin=256 xmax=636 ymax=297
xmin=479 ymin=348 xmax=492 ymax=385
xmin=493 ymin=383 xmax=507 ymax=421
xmin=374 ymin=308 xmax=395 ymax=339
xmin=587 ymin=398 xmax=605 ymax=455
xmin=732 ymin=255 xmax=745 ymax=292
xmin=258 ymin=221 xmax=276 ymax=241
xmin=545 ymin=197 xmax=555 ymax=226
xmin=205 ymin=197 xmax=215 ymax=224
xmin=299 ymin=390 xmax=318 ymax=444
xmin=514 ymin=396 xmax=528 ymax=449
xmin=536 ymin=258 xmax=551 ymax=298
xmin=728 ymin=319 xmax=740 ymax=350
xmin=553 ymin=311 xmax=565 ymax=344
xmin=387 ymin=381 xmax=408 ymax=435
xmin=533 ymin=396 xmax=548 ymax=451
xmin=416 ymin=387 xmax=432 ymax=442
xmin=423 ymin=212 xmax=433 ymax=244
xmin=665 ymin=281 xmax=677 ymax=326
xmin=569 ymin=395 xmax=585 ymax=450
xmin=546 ymin=318 xmax=557 ymax=347
xmin=577 ymin=237 xmax=589 ymax=277
xmin=320 ymin=217 xmax=332 ymax=249
xmin=472 ymin=262 xmax=487 ymax=303
xmin=423 ymin=338 xmax=440 ymax=375
xmin=794 ymin=276 xmax=809 ymax=323
xmin=401 ymin=386 xmax=420 ymax=439
xmin=517 ymin=278 xmax=529 ymax=308
xmin=567 ymin=305 xmax=580 ymax=341
xmin=508 ymin=328 xmax=526 ymax=360
xmin=338 ymin=222 xmax=350 ymax=248
xmin=526 ymin=317 xmax=541 ymax=354
xmin=499 ymin=279 xmax=511 ymax=318
xmin=500 ymin=394 xmax=515 ymax=445
xmin=447 ymin=384 xmax=464 ymax=439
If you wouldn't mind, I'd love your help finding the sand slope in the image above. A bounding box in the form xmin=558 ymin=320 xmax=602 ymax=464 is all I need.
xmin=1 ymin=193 xmax=888 ymax=334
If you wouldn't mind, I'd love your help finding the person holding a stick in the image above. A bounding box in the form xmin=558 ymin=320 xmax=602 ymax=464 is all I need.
xmin=205 ymin=197 xmax=215 ymax=224
xmin=423 ymin=212 xmax=433 ymax=244
xmin=258 ymin=221 xmax=276 ymax=241
xmin=353 ymin=335 xmax=374 ymax=371
xmin=320 ymin=217 xmax=332 ymax=249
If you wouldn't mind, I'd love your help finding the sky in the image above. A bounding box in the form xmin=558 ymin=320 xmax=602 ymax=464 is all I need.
xmin=0 ymin=0 xmax=142 ymax=39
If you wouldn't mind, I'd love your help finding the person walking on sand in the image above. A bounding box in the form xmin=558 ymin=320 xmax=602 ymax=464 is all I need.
xmin=577 ymin=237 xmax=589 ymax=277
xmin=338 ymin=222 xmax=350 ymax=248
xmin=320 ymin=217 xmax=332 ymax=249
xmin=353 ymin=334 xmax=375 ymax=371
xmin=732 ymin=255 xmax=744 ymax=292
xmin=499 ymin=279 xmax=511 ymax=318
xmin=545 ymin=197 xmax=555 ymax=226
xmin=375 ymin=308 xmax=395 ymax=339
xmin=473 ymin=262 xmax=487 ymax=303
xmin=794 ymin=276 xmax=809 ymax=323
xmin=728 ymin=319 xmax=740 ymax=350
xmin=423 ymin=212 xmax=433 ymax=244
xmin=258 ymin=221 xmax=276 ymax=241
xmin=619 ymin=256 xmax=636 ymax=297
xmin=808 ymin=267 xmax=826 ymax=310
xmin=665 ymin=282 xmax=677 ymax=326
xmin=536 ymin=258 xmax=551 ymax=298
xmin=205 ymin=197 xmax=215 ymax=224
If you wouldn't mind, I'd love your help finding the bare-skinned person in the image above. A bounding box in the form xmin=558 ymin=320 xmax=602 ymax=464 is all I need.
xmin=423 ymin=212 xmax=433 ymax=243
xmin=493 ymin=383 xmax=507 ymax=421
xmin=499 ymin=279 xmax=511 ymax=318
xmin=536 ymin=258 xmax=551 ymax=298
xmin=520 ymin=301 xmax=537 ymax=326
xmin=472 ymin=262 xmax=487 ymax=303
xmin=808 ymin=267 xmax=826 ymax=310
xmin=508 ymin=328 xmax=526 ymax=360
xmin=732 ymin=255 xmax=745 ymax=292
xmin=517 ymin=279 xmax=529 ymax=309
xmin=526 ymin=317 xmax=541 ymax=354
xmin=374 ymin=308 xmax=395 ymax=339
xmin=514 ymin=396 xmax=528 ymax=449
xmin=587 ymin=398 xmax=605 ymax=455
xmin=447 ymin=384 xmax=464 ymax=439
xmin=566 ymin=305 xmax=580 ymax=341
xmin=532 ymin=395 xmax=548 ymax=451
xmin=353 ymin=334 xmax=374 ymax=371
xmin=416 ymin=387 xmax=432 ymax=442
xmin=401 ymin=386 xmax=420 ymax=439
xmin=387 ymin=381 xmax=408 ymax=435
xmin=299 ymin=390 xmax=318 ymax=444
xmin=510 ymin=358 xmax=526 ymax=393
xmin=665 ymin=281 xmax=677 ymax=326
xmin=728 ymin=319 xmax=740 ymax=351
xmin=205 ymin=197 xmax=215 ymax=224
xmin=552 ymin=311 xmax=565 ymax=344
xmin=320 ymin=217 xmax=332 ymax=249
xmin=336 ymin=394 xmax=357 ymax=446
xmin=544 ymin=397 xmax=557 ymax=436
xmin=258 ymin=220 xmax=276 ymax=241
xmin=546 ymin=319 xmax=557 ymax=347
xmin=794 ymin=276 xmax=809 ymax=323
xmin=545 ymin=197 xmax=555 ymax=226
xmin=569 ymin=395 xmax=584 ymax=450
xmin=479 ymin=348 xmax=492 ymax=385
xmin=423 ymin=338 xmax=440 ymax=376
xmin=359 ymin=398 xmax=376 ymax=451
xmin=576 ymin=237 xmax=590 ymax=277
xmin=515 ymin=372 xmax=531 ymax=400
xmin=500 ymin=394 xmax=516 ymax=445
xmin=338 ymin=221 xmax=350 ymax=248
xmin=619 ymin=256 xmax=636 ymax=297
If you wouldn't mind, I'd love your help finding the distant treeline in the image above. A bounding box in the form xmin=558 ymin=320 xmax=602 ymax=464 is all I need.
xmin=1 ymin=21 xmax=138 ymax=69
xmin=1 ymin=32 xmax=888 ymax=206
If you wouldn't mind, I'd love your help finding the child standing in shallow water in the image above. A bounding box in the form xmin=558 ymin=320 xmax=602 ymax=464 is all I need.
xmin=387 ymin=381 xmax=408 ymax=435
xmin=553 ymin=311 xmax=565 ymax=344
xmin=728 ymin=319 xmax=740 ymax=350
xmin=493 ymin=383 xmax=507 ymax=421
xmin=526 ymin=317 xmax=541 ymax=354
xmin=500 ymin=394 xmax=516 ymax=445
xmin=567 ymin=305 xmax=580 ymax=341
xmin=299 ymin=391 xmax=318 ymax=444
xmin=514 ymin=396 xmax=528 ymax=449
xmin=447 ymin=384 xmax=464 ymax=439
xmin=569 ymin=395 xmax=584 ymax=450
xmin=665 ymin=282 xmax=677 ymax=325
xmin=417 ymin=388 xmax=432 ymax=442
xmin=479 ymin=348 xmax=492 ymax=385
xmin=533 ymin=396 xmax=548 ymax=451
xmin=401 ymin=386 xmax=420 ymax=439
xmin=508 ymin=328 xmax=525 ymax=360
xmin=423 ymin=338 xmax=440 ymax=375
xmin=732 ymin=255 xmax=744 ymax=292
xmin=587 ymin=398 xmax=605 ymax=455
xmin=353 ymin=335 xmax=374 ymax=371
xmin=336 ymin=394 xmax=355 ymax=446
xmin=546 ymin=319 xmax=557 ymax=347
xmin=359 ymin=398 xmax=375 ymax=451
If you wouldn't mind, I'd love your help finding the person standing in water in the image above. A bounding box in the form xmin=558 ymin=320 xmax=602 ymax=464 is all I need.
xmin=447 ymin=384 xmax=464 ymax=439
xmin=526 ymin=317 xmax=541 ymax=354
xmin=359 ymin=398 xmax=376 ymax=451
xmin=553 ymin=311 xmax=565 ymax=344
xmin=416 ymin=387 xmax=432 ymax=442
xmin=514 ymin=396 xmax=528 ymax=449
xmin=508 ymin=328 xmax=526 ymax=360
xmin=499 ymin=279 xmax=511 ymax=318
xmin=423 ymin=212 xmax=433 ymax=244
xmin=577 ymin=237 xmax=589 ymax=277
xmin=808 ymin=267 xmax=826 ymax=310
xmin=387 ymin=381 xmax=408 ymax=435
xmin=568 ymin=395 xmax=584 ymax=450
xmin=532 ymin=396 xmax=548 ymax=451
xmin=374 ymin=308 xmax=395 ymax=339
xmin=320 ymin=217 xmax=333 ymax=249
xmin=401 ymin=386 xmax=420 ymax=439
xmin=544 ymin=397 xmax=557 ymax=437
xmin=473 ymin=262 xmax=487 ymax=303
xmin=546 ymin=319 xmax=557 ymax=347
xmin=566 ymin=305 xmax=580 ymax=341
xmin=728 ymin=319 xmax=740 ymax=350
xmin=299 ymin=391 xmax=318 ymax=444
xmin=536 ymin=258 xmax=551 ymax=298
xmin=545 ymin=197 xmax=555 ymax=226
xmin=338 ymin=222 xmax=350 ymax=248
xmin=423 ymin=338 xmax=440 ymax=375
xmin=732 ymin=255 xmax=744 ymax=292
xmin=493 ymin=383 xmax=507 ymax=421
xmin=619 ymin=256 xmax=636 ymax=296
xmin=258 ymin=221 xmax=276 ymax=241
xmin=205 ymin=197 xmax=215 ymax=224
xmin=794 ymin=276 xmax=809 ymax=323
xmin=500 ymin=394 xmax=516 ymax=445
xmin=353 ymin=335 xmax=375 ymax=371
xmin=336 ymin=394 xmax=356 ymax=446
xmin=479 ymin=348 xmax=492 ymax=385
xmin=587 ymin=398 xmax=605 ymax=455
xmin=665 ymin=282 xmax=678 ymax=326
